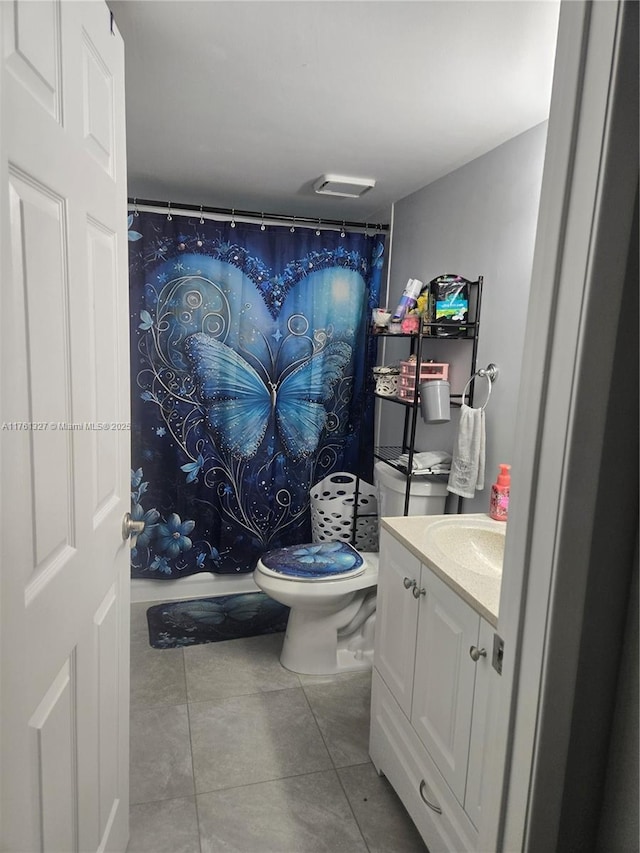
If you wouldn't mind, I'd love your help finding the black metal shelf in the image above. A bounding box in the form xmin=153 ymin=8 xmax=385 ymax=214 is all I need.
xmin=356 ymin=275 xmax=484 ymax=522
xmin=370 ymin=325 xmax=477 ymax=340
xmin=373 ymin=446 xmax=449 ymax=484
xmin=373 ymin=393 xmax=414 ymax=407
xmin=374 ymin=392 xmax=466 ymax=408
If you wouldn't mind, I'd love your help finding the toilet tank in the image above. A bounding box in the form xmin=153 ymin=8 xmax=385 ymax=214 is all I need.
xmin=374 ymin=461 xmax=448 ymax=517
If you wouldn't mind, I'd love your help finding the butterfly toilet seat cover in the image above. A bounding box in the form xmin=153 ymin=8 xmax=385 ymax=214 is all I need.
xmin=258 ymin=541 xmax=365 ymax=581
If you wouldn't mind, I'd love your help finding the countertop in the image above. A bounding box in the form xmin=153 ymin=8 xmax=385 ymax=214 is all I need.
xmin=380 ymin=513 xmax=503 ymax=626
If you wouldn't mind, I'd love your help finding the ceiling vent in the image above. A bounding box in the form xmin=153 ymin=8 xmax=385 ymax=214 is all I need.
xmin=313 ymin=174 xmax=376 ymax=198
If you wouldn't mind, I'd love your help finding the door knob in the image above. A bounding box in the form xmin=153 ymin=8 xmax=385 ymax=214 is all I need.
xmin=469 ymin=646 xmax=487 ymax=662
xmin=122 ymin=512 xmax=145 ymax=541
xmin=403 ymin=577 xmax=416 ymax=590
xmin=412 ymin=586 xmax=426 ymax=599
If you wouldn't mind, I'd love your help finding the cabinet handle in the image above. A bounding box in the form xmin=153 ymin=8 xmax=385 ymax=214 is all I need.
xmin=419 ymin=779 xmax=442 ymax=814
xmin=412 ymin=585 xmax=426 ymax=599
xmin=403 ymin=577 xmax=416 ymax=590
xmin=469 ymin=645 xmax=487 ymax=661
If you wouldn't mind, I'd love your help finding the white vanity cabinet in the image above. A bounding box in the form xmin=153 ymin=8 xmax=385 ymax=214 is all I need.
xmin=370 ymin=528 xmax=496 ymax=852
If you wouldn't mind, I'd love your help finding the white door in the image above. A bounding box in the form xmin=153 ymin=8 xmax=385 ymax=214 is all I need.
xmin=479 ymin=2 xmax=638 ymax=849
xmin=411 ymin=565 xmax=479 ymax=805
xmin=0 ymin=2 xmax=130 ymax=851
xmin=464 ymin=617 xmax=497 ymax=827
xmin=373 ymin=531 xmax=421 ymax=717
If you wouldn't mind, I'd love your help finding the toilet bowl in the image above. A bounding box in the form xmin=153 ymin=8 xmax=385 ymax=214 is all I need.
xmin=254 ymin=472 xmax=447 ymax=675
xmin=253 ymin=541 xmax=378 ymax=675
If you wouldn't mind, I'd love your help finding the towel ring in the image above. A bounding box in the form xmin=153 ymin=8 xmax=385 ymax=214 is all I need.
xmin=462 ymin=364 xmax=498 ymax=411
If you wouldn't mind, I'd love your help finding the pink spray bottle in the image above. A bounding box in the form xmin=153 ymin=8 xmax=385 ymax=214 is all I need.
xmin=489 ymin=464 xmax=511 ymax=521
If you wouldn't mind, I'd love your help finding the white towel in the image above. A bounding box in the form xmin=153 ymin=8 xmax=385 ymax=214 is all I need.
xmin=396 ymin=450 xmax=452 ymax=474
xmin=447 ymin=406 xmax=486 ymax=498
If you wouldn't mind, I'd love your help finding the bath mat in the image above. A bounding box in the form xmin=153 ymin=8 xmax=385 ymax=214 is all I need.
xmin=146 ymin=592 xmax=290 ymax=649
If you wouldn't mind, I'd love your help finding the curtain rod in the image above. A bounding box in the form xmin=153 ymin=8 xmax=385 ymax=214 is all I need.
xmin=128 ymin=197 xmax=390 ymax=233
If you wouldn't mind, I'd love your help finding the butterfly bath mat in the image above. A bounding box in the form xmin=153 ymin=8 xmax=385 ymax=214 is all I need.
xmin=146 ymin=592 xmax=290 ymax=649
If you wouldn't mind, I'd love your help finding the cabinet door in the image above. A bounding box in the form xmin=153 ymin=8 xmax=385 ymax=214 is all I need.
xmin=411 ymin=565 xmax=479 ymax=804
xmin=374 ymin=531 xmax=421 ymax=718
xmin=465 ymin=618 xmax=497 ymax=827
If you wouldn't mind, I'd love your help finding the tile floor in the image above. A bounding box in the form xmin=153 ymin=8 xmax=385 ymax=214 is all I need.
xmin=128 ymin=601 xmax=428 ymax=853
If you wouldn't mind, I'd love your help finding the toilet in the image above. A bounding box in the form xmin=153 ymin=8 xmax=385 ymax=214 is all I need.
xmin=254 ymin=467 xmax=449 ymax=676
xmin=253 ymin=542 xmax=379 ymax=675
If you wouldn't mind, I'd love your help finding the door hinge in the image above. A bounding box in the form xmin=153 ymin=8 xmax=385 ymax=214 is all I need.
xmin=492 ymin=633 xmax=504 ymax=675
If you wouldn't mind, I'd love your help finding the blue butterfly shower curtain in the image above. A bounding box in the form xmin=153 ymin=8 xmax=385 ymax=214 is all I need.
xmin=128 ymin=211 xmax=384 ymax=578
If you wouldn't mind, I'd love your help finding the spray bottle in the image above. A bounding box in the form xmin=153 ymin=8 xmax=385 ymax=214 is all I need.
xmin=489 ymin=464 xmax=511 ymax=521
xmin=391 ymin=278 xmax=423 ymax=322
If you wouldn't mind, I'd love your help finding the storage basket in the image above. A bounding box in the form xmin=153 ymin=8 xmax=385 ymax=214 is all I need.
xmin=397 ymin=360 xmax=449 ymax=401
xmin=310 ymin=472 xmax=379 ymax=551
xmin=372 ymin=365 xmax=401 ymax=397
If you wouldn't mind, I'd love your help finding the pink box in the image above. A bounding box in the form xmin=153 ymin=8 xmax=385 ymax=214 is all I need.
xmin=397 ymin=361 xmax=449 ymax=400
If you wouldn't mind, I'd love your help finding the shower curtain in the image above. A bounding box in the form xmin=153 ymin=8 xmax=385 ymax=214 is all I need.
xmin=128 ymin=211 xmax=384 ymax=578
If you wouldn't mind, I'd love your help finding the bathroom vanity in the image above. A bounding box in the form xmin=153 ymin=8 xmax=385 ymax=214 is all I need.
xmin=369 ymin=513 xmax=504 ymax=852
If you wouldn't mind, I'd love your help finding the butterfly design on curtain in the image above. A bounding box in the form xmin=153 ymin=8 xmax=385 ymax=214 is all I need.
xmin=185 ymin=333 xmax=352 ymax=460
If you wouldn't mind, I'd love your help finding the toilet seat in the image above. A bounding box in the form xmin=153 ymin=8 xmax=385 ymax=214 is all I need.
xmin=257 ymin=541 xmax=365 ymax=582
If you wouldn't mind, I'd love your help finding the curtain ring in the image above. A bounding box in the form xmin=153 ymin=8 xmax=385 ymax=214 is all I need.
xmin=340 ymin=220 xmax=346 ymax=238
xmin=230 ymin=208 xmax=236 ymax=228
xmin=166 ymin=202 xmax=172 ymax=221
xmin=199 ymin=205 xmax=204 ymax=224
xmin=260 ymin=212 xmax=266 ymax=232
xmin=290 ymin=216 xmax=296 ymax=233
xmin=315 ymin=219 xmax=321 ymax=236
xmin=133 ymin=197 xmax=139 ymax=217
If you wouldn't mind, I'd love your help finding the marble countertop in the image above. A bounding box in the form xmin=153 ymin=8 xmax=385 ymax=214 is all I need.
xmin=380 ymin=513 xmax=504 ymax=627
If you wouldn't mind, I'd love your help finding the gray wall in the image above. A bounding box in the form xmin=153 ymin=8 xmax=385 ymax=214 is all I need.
xmin=379 ymin=122 xmax=548 ymax=513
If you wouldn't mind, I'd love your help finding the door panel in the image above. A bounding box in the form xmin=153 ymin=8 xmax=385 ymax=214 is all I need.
xmin=1 ymin=3 xmax=129 ymax=851
xmin=465 ymin=618 xmax=497 ymax=827
xmin=29 ymin=657 xmax=76 ymax=852
xmin=95 ymin=586 xmax=120 ymax=838
xmin=8 ymin=170 xmax=75 ymax=583
xmin=87 ymin=218 xmax=120 ymax=520
xmin=374 ymin=531 xmax=421 ymax=717
xmin=81 ymin=28 xmax=114 ymax=174
xmin=3 ymin=0 xmax=62 ymax=121
xmin=411 ymin=565 xmax=479 ymax=804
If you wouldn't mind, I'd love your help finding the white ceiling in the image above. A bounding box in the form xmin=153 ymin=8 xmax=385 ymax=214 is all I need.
xmin=110 ymin=0 xmax=560 ymax=224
